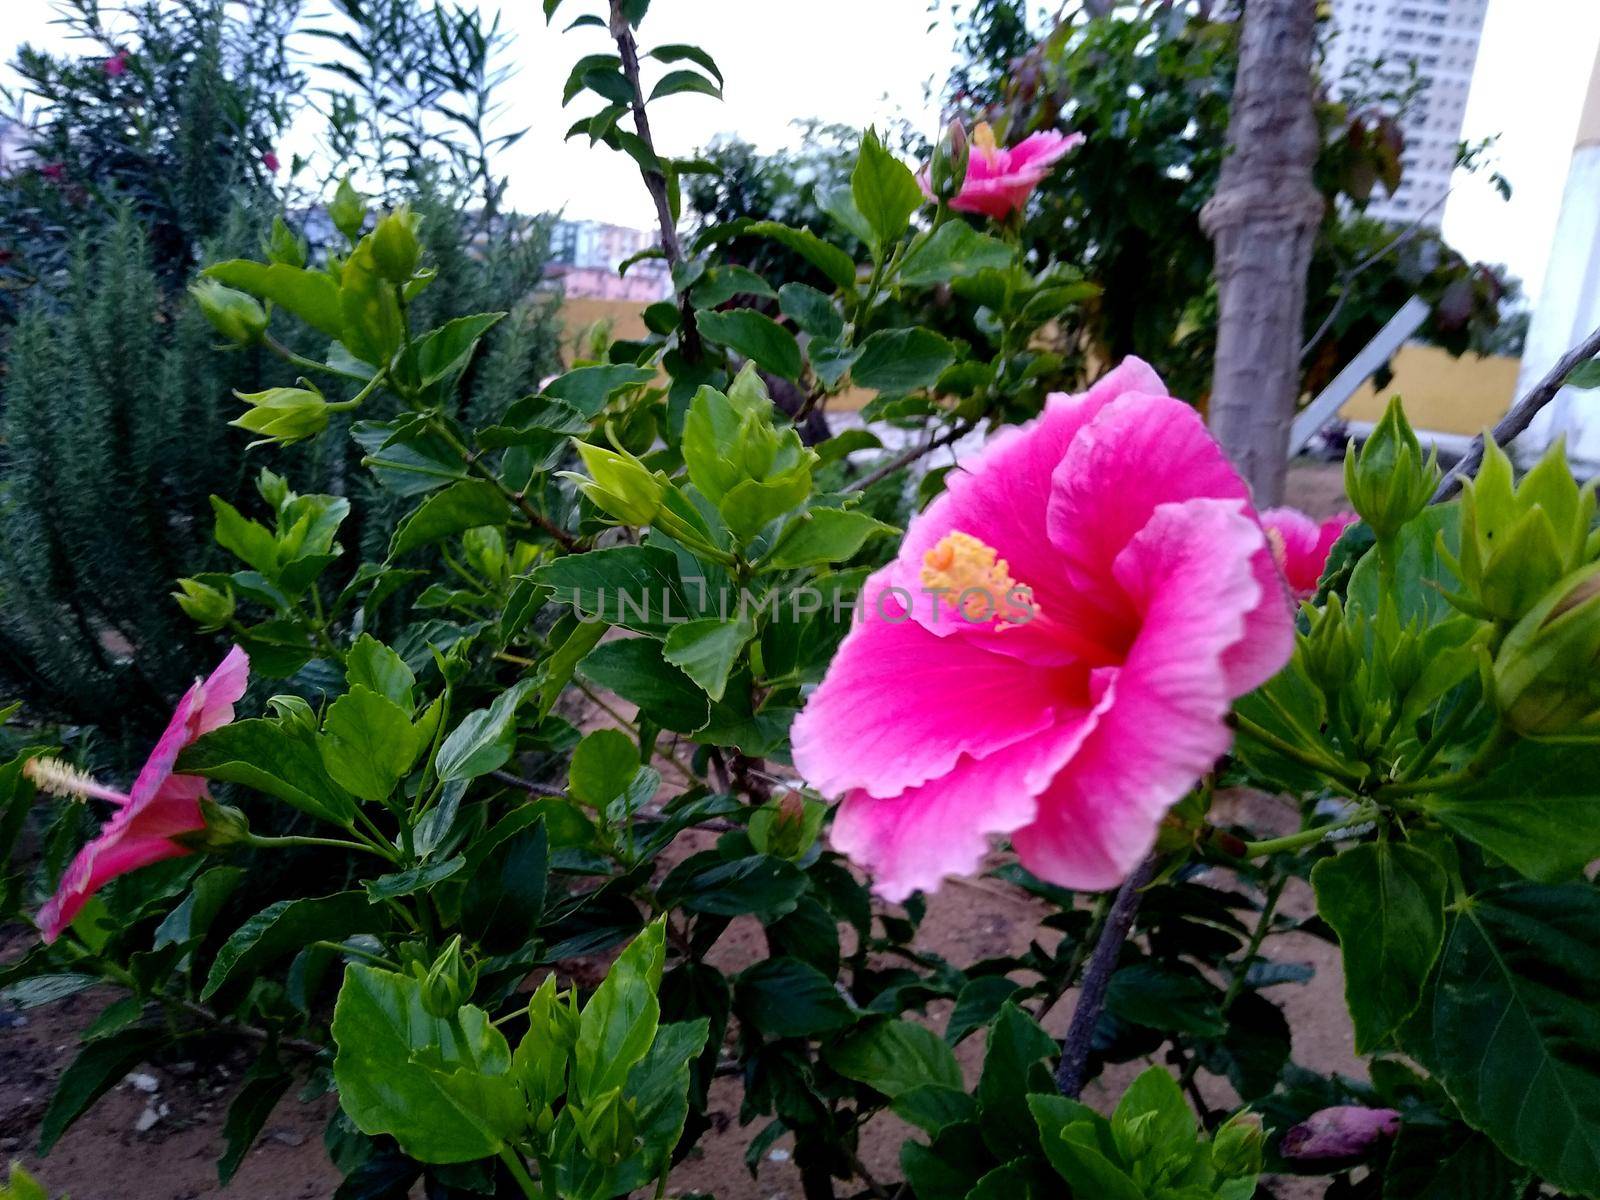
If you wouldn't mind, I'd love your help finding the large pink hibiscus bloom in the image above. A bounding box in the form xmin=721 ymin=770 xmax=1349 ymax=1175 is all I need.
xmin=929 ymin=123 xmax=1084 ymax=220
xmin=1261 ymin=507 xmax=1357 ymax=598
xmin=32 ymin=646 xmax=249 ymax=941
xmin=791 ymin=360 xmax=1293 ymax=900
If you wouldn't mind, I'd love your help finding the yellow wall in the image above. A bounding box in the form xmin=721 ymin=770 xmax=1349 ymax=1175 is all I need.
xmin=1338 ymin=344 xmax=1519 ymax=437
xmin=559 ymin=297 xmax=651 ymax=361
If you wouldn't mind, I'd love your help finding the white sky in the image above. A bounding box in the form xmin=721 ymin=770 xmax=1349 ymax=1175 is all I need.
xmin=5 ymin=0 xmax=1598 ymax=303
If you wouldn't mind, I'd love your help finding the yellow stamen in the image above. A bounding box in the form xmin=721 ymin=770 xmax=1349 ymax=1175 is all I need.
xmin=1263 ymin=525 xmax=1288 ymax=572
xmin=921 ymin=531 xmax=1036 ymax=623
xmin=24 ymin=755 xmax=127 ymax=805
xmin=972 ymin=122 xmax=998 ymax=153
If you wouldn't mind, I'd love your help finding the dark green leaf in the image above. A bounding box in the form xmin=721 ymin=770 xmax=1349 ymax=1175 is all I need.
xmin=435 ymin=679 xmax=536 ymax=783
xmin=531 ymin=545 xmax=697 ymax=636
xmin=178 ymin=720 xmax=355 ymax=826
xmin=38 ymin=1028 xmax=170 ymax=1153
xmin=764 ymin=508 xmax=896 ymax=569
xmin=461 ymin=819 xmax=548 ymax=952
xmin=824 ymin=1019 xmax=962 ymax=1097
xmin=219 ymin=1060 xmax=294 ymax=1184
xmin=735 ymin=957 xmax=857 ymax=1038
xmin=851 ymin=328 xmax=956 ymax=395
xmin=851 ymin=128 xmax=922 ymax=248
xmin=897 ymin=221 xmax=1015 ymax=285
xmin=578 ymin=639 xmax=710 ymax=733
xmin=202 ymin=892 xmax=385 ymax=1002
xmin=543 ymin=365 xmax=657 ymax=416
xmin=364 ymin=856 xmax=465 ymax=901
xmin=744 ymin=221 xmax=856 ymax=290
xmin=649 ymin=68 xmax=720 ymax=101
xmin=696 ymin=308 xmax=802 ymax=380
xmin=389 ymin=481 xmax=512 ymax=558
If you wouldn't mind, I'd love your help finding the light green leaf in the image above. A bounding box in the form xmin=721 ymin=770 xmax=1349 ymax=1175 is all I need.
xmin=568 ymin=729 xmax=640 ymax=808
xmin=346 ymin=634 xmax=416 ymax=710
xmin=777 ymin=282 xmax=844 ymax=341
xmin=318 ymin=686 xmax=419 ymax=804
xmin=824 ymin=1019 xmax=962 ymax=1098
xmin=851 ymin=328 xmax=956 ymax=395
xmin=178 ymin=719 xmax=356 ymax=826
xmin=543 ymin=364 xmax=657 ymax=416
xmin=896 ymin=221 xmax=1015 ymax=285
xmin=851 ymin=127 xmax=923 ymax=248
xmin=1313 ymin=842 xmax=1447 ymax=1053
xmin=435 ymin=679 xmax=536 ymax=783
xmin=696 ymin=308 xmax=802 ymax=380
xmin=764 ymin=507 xmax=896 ymax=569
xmin=390 ymin=480 xmax=513 ymax=558
xmin=744 ymin=220 xmax=857 ymax=290
xmin=204 ymin=259 xmax=344 ymax=340
xmin=573 ymin=921 xmax=666 ymax=1104
xmin=662 ymin=616 xmax=754 ymax=701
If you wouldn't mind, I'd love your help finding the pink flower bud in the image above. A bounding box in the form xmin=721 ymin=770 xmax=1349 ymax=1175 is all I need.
xmin=1280 ymin=1107 xmax=1400 ymax=1160
xmin=102 ymin=49 xmax=129 ymax=77
xmin=262 ymin=151 xmax=281 ymax=173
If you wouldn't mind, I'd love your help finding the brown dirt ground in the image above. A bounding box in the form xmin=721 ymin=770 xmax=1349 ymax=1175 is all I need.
xmin=0 ymin=464 xmax=1355 ymax=1199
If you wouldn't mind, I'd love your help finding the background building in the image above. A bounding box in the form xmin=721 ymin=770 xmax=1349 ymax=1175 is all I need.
xmin=548 ymin=219 xmax=671 ymax=301
xmin=1322 ymin=0 xmax=1491 ymax=227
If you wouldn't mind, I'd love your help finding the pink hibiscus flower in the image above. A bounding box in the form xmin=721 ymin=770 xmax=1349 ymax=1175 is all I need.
xmin=28 ymin=646 xmax=249 ymax=942
xmin=925 ymin=122 xmax=1083 ymax=221
xmin=791 ymin=359 xmax=1293 ymax=900
xmin=102 ymin=49 xmax=129 ymax=77
xmin=1261 ymin=508 xmax=1357 ymax=598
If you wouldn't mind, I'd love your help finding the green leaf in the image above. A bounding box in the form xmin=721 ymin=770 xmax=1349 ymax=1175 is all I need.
xmin=896 ymin=221 xmax=1015 ymax=285
xmin=1420 ymin=882 xmax=1600 ymax=1195
xmin=578 ymin=639 xmax=710 ymax=733
xmin=824 ymin=1019 xmax=962 ymax=1098
xmin=202 ymin=892 xmax=385 ymax=1002
xmin=318 ymin=686 xmax=419 ymax=804
xmin=1383 ymin=1122 xmax=1527 ymax=1200
xmin=210 ymin=497 xmax=278 ymax=575
xmin=405 ymin=313 xmax=505 ymax=389
xmin=154 ymin=865 xmax=245 ymax=952
xmin=696 ymin=308 xmax=802 ymax=381
xmin=1423 ymin=741 xmax=1600 ymax=882
xmin=204 ymin=260 xmax=344 ymax=340
xmin=657 ymin=852 xmax=807 ymax=920
xmin=945 ymin=976 xmax=1021 ymax=1045
xmin=332 ymin=965 xmax=522 ymax=1163
xmin=38 ymin=1028 xmax=170 ymax=1153
xmin=851 ymin=328 xmax=956 ymax=395
xmin=435 ymin=679 xmax=536 ymax=783
xmin=0 ymin=1162 xmax=49 ymax=1200
xmin=1565 ymin=358 xmax=1600 ymax=389
xmin=662 ymin=616 xmax=754 ymax=701
xmin=219 ymin=1059 xmax=294 ymax=1184
xmin=390 ymin=480 xmax=513 ymax=558
xmin=346 ymin=634 xmax=416 ymax=710
xmin=777 ymin=282 xmax=844 ymax=341
xmin=744 ymin=221 xmax=857 ymax=290
xmin=460 ymin=818 xmax=547 ymax=952
xmin=178 ymin=720 xmax=355 ymax=826
xmin=573 ymin=921 xmax=665 ymax=1104
xmin=569 ymin=729 xmax=639 ymax=808
xmin=543 ymin=364 xmax=657 ymax=416
xmin=531 ymin=545 xmax=697 ymax=636
xmin=735 ymin=957 xmax=857 ymax=1038
xmin=1313 ymin=842 xmax=1447 ymax=1053
xmin=364 ymin=856 xmax=465 ymax=901
xmin=649 ymin=68 xmax=720 ymax=101
xmin=646 ymin=43 xmax=723 ymax=85
xmin=892 ymin=1084 xmax=979 ymax=1135
xmin=1106 ymin=962 xmax=1227 ymax=1037
xmin=976 ymin=1003 xmax=1057 ymax=1159
xmin=851 ymin=127 xmax=923 ymax=248
xmin=339 ymin=238 xmax=405 ymax=366
xmin=764 ymin=508 xmax=896 ymax=570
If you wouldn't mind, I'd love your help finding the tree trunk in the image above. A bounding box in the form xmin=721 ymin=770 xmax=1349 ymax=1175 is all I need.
xmin=1202 ymin=0 xmax=1324 ymax=507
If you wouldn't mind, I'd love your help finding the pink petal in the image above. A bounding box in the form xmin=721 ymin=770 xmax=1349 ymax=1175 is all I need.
xmin=37 ymin=825 xmax=190 ymax=942
xmin=791 ymin=571 xmax=1086 ymax=800
xmin=831 ymin=711 xmax=1100 ymax=903
xmin=1014 ymin=498 xmax=1274 ymax=888
xmin=129 ymin=646 xmax=248 ymax=807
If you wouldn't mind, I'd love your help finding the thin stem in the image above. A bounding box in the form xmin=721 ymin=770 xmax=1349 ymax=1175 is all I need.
xmin=245 ymin=833 xmax=396 ymax=861
xmin=1056 ymin=855 xmax=1158 ymax=1097
xmin=312 ymin=940 xmax=397 ymax=969
xmin=263 ymin=333 xmax=368 ymax=382
xmin=1240 ymin=804 xmax=1377 ymax=857
xmin=1380 ymin=722 xmax=1511 ymax=798
xmin=843 ymin=420 xmax=976 ymax=495
xmin=430 ymin=418 xmax=580 ymax=551
xmin=497 ymin=1145 xmax=544 ymax=1200
xmin=1229 ymin=712 xmax=1366 ymax=792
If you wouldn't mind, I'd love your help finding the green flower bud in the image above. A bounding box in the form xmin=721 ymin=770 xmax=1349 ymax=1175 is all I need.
xmin=519 ymin=975 xmax=578 ymax=1110
xmin=264 ymin=214 xmax=308 ymax=268
xmin=370 ymin=204 xmax=423 ymax=283
xmin=177 ymin=796 xmax=251 ymax=851
xmin=329 ymin=174 xmax=368 ymax=244
xmin=1451 ymin=437 xmax=1596 ymax=624
xmin=172 ymin=578 xmax=236 ymax=631
xmin=190 ymin=278 xmax=268 ymax=346
xmin=928 ymin=118 xmax=971 ymax=203
xmin=749 ymin=791 xmax=825 ymax=859
xmin=560 ymin=441 xmax=665 ymax=525
xmin=417 ymin=935 xmax=477 ymax=1018
xmin=1493 ymin=561 xmax=1600 ymax=737
xmin=1298 ymin=593 xmax=1356 ymax=696
xmin=1342 ymin=397 xmax=1438 ymax=539
xmin=1211 ymin=1112 xmax=1265 ymax=1179
xmin=571 ymin=1089 xmax=636 ymax=1165
xmin=231 ymin=385 xmax=330 ymax=446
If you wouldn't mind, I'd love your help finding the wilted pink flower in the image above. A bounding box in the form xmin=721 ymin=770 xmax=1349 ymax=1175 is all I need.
xmin=1281 ymin=1107 xmax=1401 ymax=1160
xmin=1261 ymin=508 xmax=1357 ymax=597
xmin=792 ymin=359 xmax=1293 ymax=900
xmin=926 ymin=122 xmax=1083 ymax=220
xmin=262 ymin=150 xmax=280 ymax=173
xmin=29 ymin=647 xmax=249 ymax=942
xmin=102 ymin=49 xmax=129 ymax=77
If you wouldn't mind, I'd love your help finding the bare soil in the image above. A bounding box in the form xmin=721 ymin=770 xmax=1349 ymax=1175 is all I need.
xmin=0 ymin=464 xmax=1356 ymax=1199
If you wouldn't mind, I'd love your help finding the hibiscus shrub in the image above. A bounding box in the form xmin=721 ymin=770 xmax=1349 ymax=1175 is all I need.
xmin=3 ymin=4 xmax=1600 ymax=1200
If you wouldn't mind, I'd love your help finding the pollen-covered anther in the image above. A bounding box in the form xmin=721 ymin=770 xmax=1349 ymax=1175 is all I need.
xmin=921 ymin=530 xmax=1037 ymax=623
xmin=24 ymin=755 xmax=130 ymax=806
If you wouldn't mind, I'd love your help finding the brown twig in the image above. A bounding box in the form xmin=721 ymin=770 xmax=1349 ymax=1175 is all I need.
xmin=1055 ymin=855 xmax=1158 ymax=1097
xmin=842 ymin=421 xmax=976 ymax=495
xmin=1434 ymin=320 xmax=1600 ymax=502
xmin=609 ymin=1 xmax=702 ymax=361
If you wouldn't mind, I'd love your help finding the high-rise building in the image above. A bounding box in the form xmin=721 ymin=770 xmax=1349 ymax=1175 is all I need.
xmin=1321 ymin=0 xmax=1490 ymax=228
